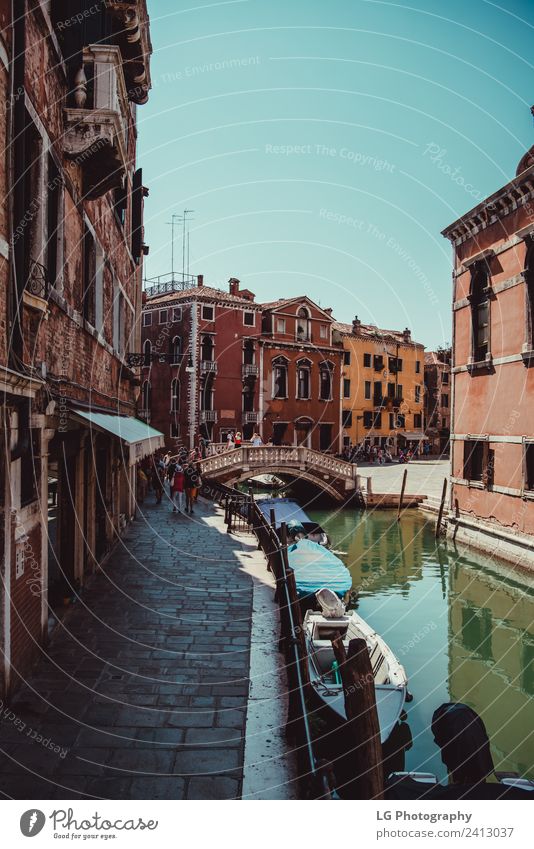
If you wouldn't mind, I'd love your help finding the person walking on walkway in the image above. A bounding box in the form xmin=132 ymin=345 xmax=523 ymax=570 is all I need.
xmin=234 ymin=431 xmax=242 ymax=448
xmin=251 ymin=432 xmax=262 ymax=446
xmin=171 ymin=463 xmax=185 ymax=513
xmin=151 ymin=458 xmax=165 ymax=504
xmin=184 ymin=462 xmax=200 ymax=514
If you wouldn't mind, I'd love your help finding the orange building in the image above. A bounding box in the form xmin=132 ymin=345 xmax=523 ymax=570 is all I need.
xmin=443 ymin=135 xmax=534 ymax=568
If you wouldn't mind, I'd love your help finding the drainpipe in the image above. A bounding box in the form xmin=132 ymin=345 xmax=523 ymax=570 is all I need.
xmin=9 ymin=0 xmax=26 ymax=367
xmin=449 ymin=253 xmax=457 ymax=514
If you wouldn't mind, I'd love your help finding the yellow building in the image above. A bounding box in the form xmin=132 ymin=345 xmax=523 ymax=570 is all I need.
xmin=333 ymin=317 xmax=425 ymax=453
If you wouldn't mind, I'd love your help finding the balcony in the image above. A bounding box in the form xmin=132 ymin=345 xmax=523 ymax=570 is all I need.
xmin=243 ymin=412 xmax=259 ymax=423
xmin=63 ymin=45 xmax=129 ymax=199
xmin=106 ymin=1 xmax=153 ymax=105
xmin=23 ymin=260 xmax=50 ymax=312
xmin=201 ymin=361 xmax=218 ymax=375
xmin=242 ymin=364 xmax=259 ymax=378
xmin=200 ymin=410 xmax=217 ymax=423
xmin=373 ymin=396 xmax=386 ymax=409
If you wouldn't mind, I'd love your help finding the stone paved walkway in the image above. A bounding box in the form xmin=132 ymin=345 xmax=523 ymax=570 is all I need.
xmin=0 ymin=496 xmax=262 ymax=800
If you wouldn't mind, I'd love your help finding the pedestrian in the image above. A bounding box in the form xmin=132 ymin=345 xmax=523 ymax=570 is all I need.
xmin=163 ymin=451 xmax=171 ymax=469
xmin=137 ymin=465 xmax=148 ymax=503
xmin=234 ymin=431 xmax=242 ymax=448
xmin=171 ymin=463 xmax=185 ymax=513
xmin=251 ymin=431 xmax=263 ymax=446
xmin=226 ymin=431 xmax=235 ymax=450
xmin=184 ymin=462 xmax=200 ymax=514
xmin=151 ymin=459 xmax=164 ymax=504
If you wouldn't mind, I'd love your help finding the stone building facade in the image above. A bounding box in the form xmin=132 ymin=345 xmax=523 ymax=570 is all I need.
xmin=140 ymin=281 xmax=344 ymax=452
xmin=424 ymin=349 xmax=451 ymax=454
xmin=333 ymin=318 xmax=426 ymax=453
xmin=0 ymin=1 xmax=161 ymax=698
xmin=443 ymin=132 xmax=534 ymax=568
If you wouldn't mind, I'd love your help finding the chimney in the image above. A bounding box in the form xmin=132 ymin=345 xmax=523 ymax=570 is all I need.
xmin=352 ymin=315 xmax=361 ymax=334
xmin=403 ymin=327 xmax=412 ymax=343
xmin=324 ymin=307 xmax=332 ymax=316
xmin=142 ymin=290 xmax=147 ymax=304
xmin=229 ymin=277 xmax=240 ymax=296
xmin=197 ymin=274 xmax=204 ymax=287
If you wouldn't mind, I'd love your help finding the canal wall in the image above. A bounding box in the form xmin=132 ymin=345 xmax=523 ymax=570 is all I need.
xmin=446 ymin=514 xmax=534 ymax=574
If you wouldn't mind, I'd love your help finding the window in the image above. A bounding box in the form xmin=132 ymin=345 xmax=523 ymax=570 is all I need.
xmin=202 ymin=304 xmax=215 ymax=321
xmin=319 ymin=362 xmax=333 ymax=400
xmin=113 ymin=180 xmax=128 ymax=228
xmin=364 ymin=353 xmax=372 ymax=368
xmin=112 ymin=282 xmax=125 ymax=355
xmin=414 ymin=413 xmax=422 ymax=429
xmin=524 ymin=443 xmax=534 ymax=491
xmin=373 ymin=381 xmax=383 ymax=404
xmin=363 ymin=411 xmax=373 ymax=429
xmin=20 ymin=425 xmax=40 ymax=508
xmin=343 ymin=378 xmax=351 ymax=398
xmin=464 ymin=440 xmax=485 ymax=483
xmin=388 ymin=356 xmax=402 ymax=373
xmin=320 ymin=324 xmax=328 ymax=339
xmin=470 ymin=265 xmax=490 ymax=362
xmin=443 ymin=371 xmax=449 ymax=385
xmin=442 ymin=393 xmax=449 ymax=407
xmin=373 ymin=354 xmax=384 ymax=371
xmin=296 ymin=306 xmax=311 ymax=341
xmin=141 ymin=380 xmax=151 ymax=412
xmin=172 ymin=307 xmax=182 ymax=322
xmin=143 ymin=339 xmax=151 ymax=367
xmin=82 ymin=223 xmax=96 ymax=325
xmin=397 ymin=384 xmax=403 ymax=400
xmin=415 ymin=360 xmax=421 ymax=374
xmin=243 ymin=339 xmax=255 ymax=365
xmin=297 ymin=360 xmax=311 ymax=399
xmin=201 ymin=335 xmax=214 ymax=362
xmin=389 ymin=413 xmax=395 ymax=429
xmin=320 ymin=423 xmax=333 ymax=451
xmin=397 ymin=414 xmax=405 ymax=428
xmin=442 ymin=417 xmax=447 ymax=429
xmin=46 ymin=153 xmax=61 ymax=287
xmin=273 ymin=357 xmax=288 ymax=398
xmin=143 ymin=312 xmax=152 ymax=327
xmin=171 ymin=379 xmax=180 ymax=412
xmin=373 ymin=412 xmax=382 ymax=429
xmin=170 ymin=422 xmax=180 ymax=439
xmin=387 ymin=382 xmax=395 ymax=398
xmin=276 ymin=318 xmax=286 ymax=333
xmin=415 ymin=385 xmax=421 ymax=403
xmin=170 ymin=335 xmax=181 ymax=364
xmin=343 ymin=350 xmax=351 ymax=366
xmin=342 ymin=410 xmax=352 ymax=428
xmin=364 ymin=381 xmax=371 ymax=400
xmin=243 ymin=311 xmax=255 ymax=327
xmin=159 ymin=309 xmax=168 ymax=324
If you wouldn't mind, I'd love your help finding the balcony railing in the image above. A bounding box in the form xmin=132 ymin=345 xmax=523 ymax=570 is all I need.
xmin=25 ymin=260 xmax=50 ymax=301
xmin=242 ymin=364 xmax=259 ymax=378
xmin=144 ymin=273 xmax=197 ymax=298
xmin=201 ymin=361 xmax=218 ymax=374
xmin=243 ymin=411 xmax=259 ymax=423
xmin=200 ymin=410 xmax=217 ymax=422
xmin=64 ymin=45 xmax=130 ymax=199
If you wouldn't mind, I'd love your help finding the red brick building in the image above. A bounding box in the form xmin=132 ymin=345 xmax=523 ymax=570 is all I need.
xmin=140 ymin=282 xmax=344 ymax=452
xmin=443 ymin=131 xmax=534 ymax=567
xmin=424 ymin=349 xmax=451 ymax=454
xmin=0 ymin=1 xmax=159 ymax=697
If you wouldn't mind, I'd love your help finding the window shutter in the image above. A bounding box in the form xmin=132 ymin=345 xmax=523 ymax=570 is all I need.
xmin=464 ymin=441 xmax=472 ymax=480
xmin=132 ymin=168 xmax=144 ymax=263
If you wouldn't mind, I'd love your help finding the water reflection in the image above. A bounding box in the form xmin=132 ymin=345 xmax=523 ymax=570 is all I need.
xmin=309 ymin=507 xmax=534 ymax=780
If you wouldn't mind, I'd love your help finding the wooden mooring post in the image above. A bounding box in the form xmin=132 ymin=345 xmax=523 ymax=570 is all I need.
xmin=397 ymin=468 xmax=408 ymax=521
xmin=331 ymin=636 xmax=384 ymax=799
xmin=435 ymin=477 xmax=448 ymax=538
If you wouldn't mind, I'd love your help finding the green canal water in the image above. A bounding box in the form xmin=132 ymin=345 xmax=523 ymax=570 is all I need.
xmin=308 ymin=507 xmax=534 ymax=782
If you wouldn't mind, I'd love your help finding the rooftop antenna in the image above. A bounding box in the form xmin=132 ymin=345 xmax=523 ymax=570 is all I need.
xmin=181 ymin=209 xmax=194 ymax=279
xmin=166 ymin=213 xmax=181 ymax=279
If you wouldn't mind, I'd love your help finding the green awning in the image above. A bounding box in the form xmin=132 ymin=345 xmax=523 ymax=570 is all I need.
xmin=73 ymin=410 xmax=165 ymax=465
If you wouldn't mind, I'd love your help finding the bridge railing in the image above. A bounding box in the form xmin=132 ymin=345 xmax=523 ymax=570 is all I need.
xmin=199 ymin=445 xmax=359 ymax=483
xmin=201 ymin=478 xmax=334 ymax=799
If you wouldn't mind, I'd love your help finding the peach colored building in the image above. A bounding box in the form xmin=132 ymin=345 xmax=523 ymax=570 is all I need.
xmin=442 ymin=139 xmax=534 ymax=568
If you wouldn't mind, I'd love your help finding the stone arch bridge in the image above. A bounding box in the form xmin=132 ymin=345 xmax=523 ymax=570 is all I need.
xmin=199 ymin=445 xmax=359 ymax=503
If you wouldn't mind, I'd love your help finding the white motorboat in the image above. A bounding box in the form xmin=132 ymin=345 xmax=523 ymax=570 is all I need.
xmin=304 ymin=589 xmax=408 ymax=743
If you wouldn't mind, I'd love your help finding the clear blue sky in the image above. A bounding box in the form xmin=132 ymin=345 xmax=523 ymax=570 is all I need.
xmin=138 ymin=0 xmax=534 ymax=348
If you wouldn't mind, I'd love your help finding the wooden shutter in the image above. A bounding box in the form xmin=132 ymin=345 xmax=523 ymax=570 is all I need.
xmin=131 ymin=167 xmax=143 ymax=263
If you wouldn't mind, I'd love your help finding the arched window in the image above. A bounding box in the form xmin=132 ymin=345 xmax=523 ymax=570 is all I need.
xmin=171 ymin=378 xmax=180 ymax=412
xmin=143 ymin=339 xmax=151 ymax=367
xmin=525 ymin=240 xmax=534 ymax=350
xmin=296 ymin=305 xmax=311 ymax=341
xmin=319 ymin=361 xmax=334 ymax=401
xmin=296 ymin=358 xmax=311 ymax=399
xmin=201 ymin=335 xmax=214 ymax=362
xmin=272 ymin=356 xmax=288 ymax=399
xmin=470 ymin=265 xmax=490 ymax=363
xmin=243 ymin=339 xmax=255 ymax=365
xmin=141 ymin=379 xmax=151 ymax=412
xmin=170 ymin=335 xmax=181 ymax=364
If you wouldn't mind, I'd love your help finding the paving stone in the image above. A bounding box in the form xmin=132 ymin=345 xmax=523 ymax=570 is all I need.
xmin=186 ymin=776 xmax=240 ymax=800
xmin=173 ymin=748 xmax=241 ymax=775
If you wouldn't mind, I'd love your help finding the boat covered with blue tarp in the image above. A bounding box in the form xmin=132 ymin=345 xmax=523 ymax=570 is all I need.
xmin=287 ymin=539 xmax=352 ymax=599
xmin=256 ymin=498 xmax=329 ymax=545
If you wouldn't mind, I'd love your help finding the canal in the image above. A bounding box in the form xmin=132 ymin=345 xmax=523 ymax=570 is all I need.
xmin=308 ymin=506 xmax=534 ymax=782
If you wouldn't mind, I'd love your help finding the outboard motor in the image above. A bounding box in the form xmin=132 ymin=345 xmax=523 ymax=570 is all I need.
xmin=431 ymin=703 xmax=495 ymax=785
